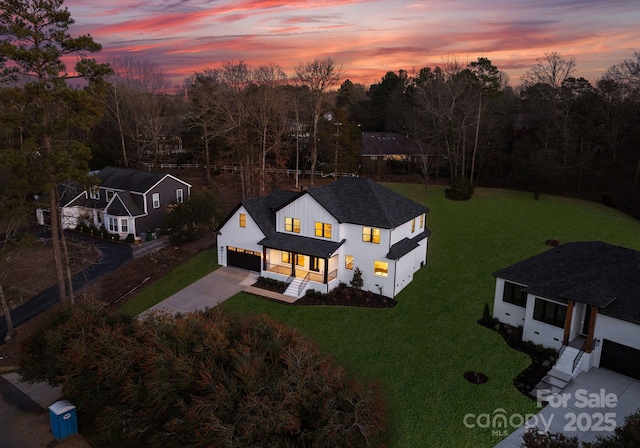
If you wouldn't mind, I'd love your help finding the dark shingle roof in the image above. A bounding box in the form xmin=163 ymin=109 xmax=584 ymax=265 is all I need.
xmin=98 ymin=166 xmax=169 ymax=193
xmin=361 ymin=132 xmax=420 ymax=157
xmin=259 ymin=234 xmax=345 ymax=258
xmin=105 ymin=193 xmax=145 ymax=217
xmin=241 ymin=190 xmax=300 ymax=237
xmin=493 ymin=241 xmax=640 ymax=325
xmin=297 ymin=177 xmax=429 ymax=228
xmin=386 ymin=229 xmax=431 ymax=260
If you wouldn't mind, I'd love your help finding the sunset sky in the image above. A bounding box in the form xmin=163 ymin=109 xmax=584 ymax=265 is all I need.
xmin=65 ymin=0 xmax=640 ymax=89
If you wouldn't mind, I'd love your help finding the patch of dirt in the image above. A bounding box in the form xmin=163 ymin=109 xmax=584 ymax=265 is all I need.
xmin=0 ymin=238 xmax=101 ymax=315
xmin=0 ymin=233 xmax=216 ymax=369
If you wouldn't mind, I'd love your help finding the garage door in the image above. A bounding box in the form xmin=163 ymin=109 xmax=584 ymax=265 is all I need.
xmin=600 ymin=340 xmax=640 ymax=380
xmin=227 ymin=246 xmax=261 ymax=272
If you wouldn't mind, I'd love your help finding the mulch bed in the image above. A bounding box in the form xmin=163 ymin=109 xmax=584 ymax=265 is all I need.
xmin=295 ymin=289 xmax=397 ymax=308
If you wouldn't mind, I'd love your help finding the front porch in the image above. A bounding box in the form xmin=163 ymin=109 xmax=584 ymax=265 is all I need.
xmin=263 ymin=248 xmax=339 ymax=298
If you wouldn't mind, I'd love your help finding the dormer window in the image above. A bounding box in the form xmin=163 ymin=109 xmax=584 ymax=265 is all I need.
xmin=106 ymin=190 xmax=114 ymax=201
xmin=89 ymin=187 xmax=99 ymax=200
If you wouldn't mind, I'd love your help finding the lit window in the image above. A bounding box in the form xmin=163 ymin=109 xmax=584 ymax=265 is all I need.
xmin=282 ymin=252 xmax=291 ymax=264
xmin=89 ymin=187 xmax=99 ymax=200
xmin=285 ymin=217 xmax=301 ymax=233
xmin=362 ymin=227 xmax=380 ymax=244
xmin=120 ymin=219 xmax=128 ymax=233
xmin=310 ymin=256 xmax=321 ymax=272
xmin=176 ymin=189 xmax=183 ymax=203
xmin=315 ymin=222 xmax=332 ymax=238
xmin=374 ymin=260 xmax=388 ymax=277
xmin=295 ymin=254 xmax=305 ymax=266
xmin=239 ymin=213 xmax=246 ymax=228
xmin=152 ymin=193 xmax=160 ymax=209
xmin=345 ymin=255 xmax=354 ymax=270
xmin=420 ymin=214 xmax=424 ymax=229
xmin=411 ymin=218 xmax=415 ymax=233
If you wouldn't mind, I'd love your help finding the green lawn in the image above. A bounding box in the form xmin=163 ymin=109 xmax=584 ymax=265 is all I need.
xmin=218 ymin=185 xmax=640 ymax=448
xmin=118 ymin=249 xmax=219 ymax=316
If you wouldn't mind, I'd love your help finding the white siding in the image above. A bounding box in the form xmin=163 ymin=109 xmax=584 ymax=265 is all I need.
xmin=217 ymin=206 xmax=266 ymax=268
xmin=275 ymin=194 xmax=340 ymax=241
xmin=592 ymin=314 xmax=640 ymax=368
xmin=522 ymin=296 xmax=565 ymax=350
xmin=492 ymin=278 xmax=527 ymax=328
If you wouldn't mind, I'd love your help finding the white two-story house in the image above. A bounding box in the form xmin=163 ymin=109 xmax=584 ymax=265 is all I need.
xmin=216 ymin=177 xmax=431 ymax=299
xmin=492 ymin=241 xmax=640 ymax=382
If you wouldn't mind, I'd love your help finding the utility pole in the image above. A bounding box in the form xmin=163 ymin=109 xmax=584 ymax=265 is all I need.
xmin=334 ymin=122 xmax=342 ymax=179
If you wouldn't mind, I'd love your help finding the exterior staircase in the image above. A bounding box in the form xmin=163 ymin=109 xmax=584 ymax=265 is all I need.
xmin=284 ymin=277 xmax=305 ymax=298
xmin=531 ymin=346 xmax=585 ymax=398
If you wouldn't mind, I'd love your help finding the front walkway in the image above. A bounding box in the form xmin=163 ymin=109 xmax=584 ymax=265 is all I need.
xmin=146 ymin=266 xmax=298 ymax=315
xmin=495 ymin=368 xmax=640 ymax=447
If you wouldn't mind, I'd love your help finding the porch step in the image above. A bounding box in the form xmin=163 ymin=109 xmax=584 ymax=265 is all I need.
xmin=531 ymin=368 xmax=573 ymax=398
xmin=284 ymin=278 xmax=304 ymax=298
xmin=555 ymin=346 xmax=580 ymax=375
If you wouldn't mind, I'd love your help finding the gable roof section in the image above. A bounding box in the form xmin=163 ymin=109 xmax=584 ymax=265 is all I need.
xmin=97 ymin=166 xmax=190 ymax=194
xmin=493 ymin=241 xmax=640 ymax=325
xmin=106 ymin=192 xmax=145 ymax=217
xmin=361 ymin=132 xmax=421 ymax=157
xmin=287 ymin=177 xmax=429 ymax=229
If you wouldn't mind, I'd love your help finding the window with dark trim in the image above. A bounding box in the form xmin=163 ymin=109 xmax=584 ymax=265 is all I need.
xmin=285 ymin=217 xmax=301 ymax=233
xmin=310 ymin=256 xmax=321 ymax=272
xmin=533 ymin=298 xmax=567 ymax=328
xmin=239 ymin=213 xmax=246 ymax=228
xmin=502 ymin=281 xmax=527 ymax=307
xmin=315 ymin=221 xmax=332 ymax=238
xmin=295 ymin=254 xmax=305 ymax=266
xmin=281 ymin=252 xmax=291 ymax=264
xmin=362 ymin=227 xmax=380 ymax=244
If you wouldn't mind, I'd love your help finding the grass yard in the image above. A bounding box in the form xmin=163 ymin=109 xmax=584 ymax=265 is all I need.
xmin=219 ymin=185 xmax=640 ymax=448
xmin=118 ymin=249 xmax=219 ymax=316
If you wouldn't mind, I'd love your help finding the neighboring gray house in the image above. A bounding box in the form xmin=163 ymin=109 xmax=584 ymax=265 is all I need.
xmin=492 ymin=242 xmax=640 ymax=384
xmin=216 ymin=177 xmax=431 ymax=299
xmin=60 ymin=166 xmax=191 ymax=239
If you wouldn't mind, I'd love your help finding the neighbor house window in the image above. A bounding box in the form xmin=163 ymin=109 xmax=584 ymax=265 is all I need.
xmin=374 ymin=260 xmax=388 ymax=277
xmin=315 ymin=222 xmax=332 ymax=238
xmin=282 ymin=252 xmax=291 ymax=264
xmin=106 ymin=190 xmax=115 ymax=201
xmin=89 ymin=187 xmax=99 ymax=200
xmin=285 ymin=217 xmax=301 ymax=233
xmin=533 ymin=298 xmax=567 ymax=328
xmin=362 ymin=227 xmax=380 ymax=244
xmin=345 ymin=255 xmax=354 ymax=270
xmin=120 ymin=219 xmax=128 ymax=233
xmin=176 ymin=189 xmax=184 ymax=203
xmin=239 ymin=213 xmax=246 ymax=228
xmin=108 ymin=217 xmax=118 ymax=232
xmin=152 ymin=193 xmax=160 ymax=209
xmin=502 ymin=281 xmax=527 ymax=308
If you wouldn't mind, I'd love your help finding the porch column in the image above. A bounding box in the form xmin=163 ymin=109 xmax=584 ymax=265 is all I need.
xmin=563 ymin=300 xmax=575 ymax=345
xmin=323 ymin=258 xmax=328 ymax=284
xmin=262 ymin=250 xmax=267 ymax=271
xmin=585 ymin=306 xmax=599 ymax=353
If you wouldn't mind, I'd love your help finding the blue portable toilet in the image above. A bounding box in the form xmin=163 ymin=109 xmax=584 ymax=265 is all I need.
xmin=48 ymin=400 xmax=78 ymax=441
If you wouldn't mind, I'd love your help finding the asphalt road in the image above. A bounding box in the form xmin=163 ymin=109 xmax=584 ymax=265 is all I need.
xmin=0 ymin=232 xmax=132 ymax=343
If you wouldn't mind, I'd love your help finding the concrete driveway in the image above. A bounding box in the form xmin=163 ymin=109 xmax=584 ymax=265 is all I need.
xmin=146 ymin=266 xmax=259 ymax=315
xmin=494 ymin=368 xmax=640 ymax=447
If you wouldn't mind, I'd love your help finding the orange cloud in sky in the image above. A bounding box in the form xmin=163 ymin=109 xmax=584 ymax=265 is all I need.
xmin=66 ymin=0 xmax=640 ymax=87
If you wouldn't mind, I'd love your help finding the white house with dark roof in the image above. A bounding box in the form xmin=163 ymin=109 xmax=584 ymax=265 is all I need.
xmin=492 ymin=242 xmax=640 ymax=386
xmin=216 ymin=177 xmax=431 ymax=299
xmin=59 ymin=166 xmax=191 ymax=239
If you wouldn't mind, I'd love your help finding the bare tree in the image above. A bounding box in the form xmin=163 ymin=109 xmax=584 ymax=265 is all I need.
xmin=294 ymin=57 xmax=344 ymax=185
xmin=521 ymin=51 xmax=576 ymax=90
